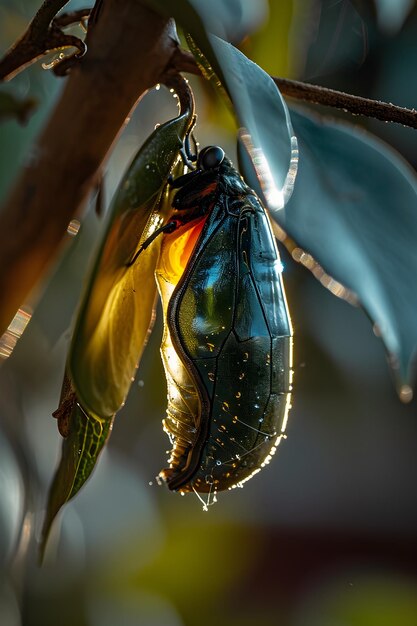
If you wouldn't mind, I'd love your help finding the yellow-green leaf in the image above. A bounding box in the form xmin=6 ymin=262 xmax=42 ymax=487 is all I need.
xmin=69 ymin=86 xmax=195 ymax=418
xmin=40 ymin=380 xmax=114 ymax=560
xmin=41 ymin=81 xmax=195 ymax=558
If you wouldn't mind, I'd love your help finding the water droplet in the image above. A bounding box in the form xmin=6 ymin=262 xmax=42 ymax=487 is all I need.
xmin=216 ymin=460 xmax=221 ymax=466
xmin=235 ymin=392 xmax=241 ymax=399
xmin=238 ymin=373 xmax=245 ymax=380
xmin=138 ymin=379 xmax=145 ymax=387
xmin=208 ymin=372 xmax=215 ymax=382
xmin=207 ymin=343 xmax=215 ymax=352
xmin=242 ymin=352 xmax=249 ymax=362
xmin=254 ymin=404 xmax=260 ymax=409
xmin=222 ymin=402 xmax=229 ymax=412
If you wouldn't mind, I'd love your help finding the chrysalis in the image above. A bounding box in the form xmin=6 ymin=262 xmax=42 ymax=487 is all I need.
xmin=155 ymin=146 xmax=293 ymax=502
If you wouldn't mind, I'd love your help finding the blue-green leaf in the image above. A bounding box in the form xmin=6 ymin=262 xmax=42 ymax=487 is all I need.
xmin=146 ymin=0 xmax=264 ymax=45
xmin=275 ymin=108 xmax=417 ymax=394
xmin=187 ymin=34 xmax=298 ymax=211
xmin=146 ymin=1 xmax=297 ymax=209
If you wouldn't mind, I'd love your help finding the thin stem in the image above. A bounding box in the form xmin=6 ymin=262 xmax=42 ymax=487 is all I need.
xmin=273 ymin=77 xmax=417 ymax=130
xmin=0 ymin=1 xmax=178 ymax=335
xmin=162 ymin=71 xmax=195 ymax=119
xmin=53 ymin=9 xmax=92 ymax=28
xmin=172 ymin=48 xmax=417 ymax=131
xmin=0 ymin=0 xmax=85 ymax=81
xmin=30 ymin=0 xmax=70 ymax=36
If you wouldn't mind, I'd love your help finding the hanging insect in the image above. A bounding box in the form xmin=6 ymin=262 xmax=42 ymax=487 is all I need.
xmin=151 ymin=142 xmax=293 ymax=506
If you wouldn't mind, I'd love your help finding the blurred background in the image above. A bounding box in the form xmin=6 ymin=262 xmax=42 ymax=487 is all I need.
xmin=1 ymin=1 xmax=417 ymax=624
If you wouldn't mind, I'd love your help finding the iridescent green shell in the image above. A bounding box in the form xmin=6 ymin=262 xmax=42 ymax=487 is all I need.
xmin=156 ymin=157 xmax=292 ymax=497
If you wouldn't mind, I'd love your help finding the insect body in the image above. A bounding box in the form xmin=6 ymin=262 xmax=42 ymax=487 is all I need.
xmin=155 ymin=147 xmax=292 ymax=500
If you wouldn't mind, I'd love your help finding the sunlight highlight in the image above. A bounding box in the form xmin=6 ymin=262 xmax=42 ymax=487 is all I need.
xmin=239 ymin=129 xmax=298 ymax=211
xmin=0 ymin=306 xmax=32 ymax=360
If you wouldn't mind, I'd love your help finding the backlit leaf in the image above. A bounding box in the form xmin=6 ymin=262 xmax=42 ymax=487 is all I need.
xmin=40 ymin=382 xmax=114 ymax=560
xmin=69 ymin=92 xmax=194 ymax=418
xmin=187 ymin=34 xmax=298 ymax=211
xmin=146 ymin=0 xmax=262 ymax=47
xmin=274 ymin=108 xmax=417 ymax=393
xmin=146 ymin=2 xmax=297 ymax=209
xmin=41 ymin=85 xmax=194 ymax=556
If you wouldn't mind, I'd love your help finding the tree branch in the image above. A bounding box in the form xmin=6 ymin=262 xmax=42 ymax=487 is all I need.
xmin=173 ymin=48 xmax=417 ymax=131
xmin=53 ymin=8 xmax=91 ymax=29
xmin=273 ymin=77 xmax=417 ymax=130
xmin=0 ymin=0 xmax=86 ymax=81
xmin=0 ymin=0 xmax=178 ymax=335
xmin=2 ymin=27 xmax=416 ymax=334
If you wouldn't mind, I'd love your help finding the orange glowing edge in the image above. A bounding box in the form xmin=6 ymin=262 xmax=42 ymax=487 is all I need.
xmin=158 ymin=216 xmax=207 ymax=285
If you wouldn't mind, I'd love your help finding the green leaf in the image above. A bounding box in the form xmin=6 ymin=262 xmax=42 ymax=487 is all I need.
xmin=187 ymin=34 xmax=298 ymax=210
xmin=146 ymin=2 xmax=297 ymax=208
xmin=146 ymin=0 xmax=258 ymax=45
xmin=68 ymin=93 xmax=194 ymax=418
xmin=40 ymin=381 xmax=114 ymax=561
xmin=41 ymin=82 xmax=194 ymax=557
xmin=275 ymin=108 xmax=417 ymax=394
xmin=302 ymin=0 xmax=373 ymax=78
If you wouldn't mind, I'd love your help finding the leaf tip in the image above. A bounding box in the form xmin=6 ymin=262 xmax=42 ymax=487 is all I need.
xmin=37 ymin=503 xmax=61 ymax=566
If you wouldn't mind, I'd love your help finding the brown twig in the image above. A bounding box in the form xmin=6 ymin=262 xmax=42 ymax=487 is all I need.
xmin=0 ymin=0 xmax=86 ymax=81
xmin=51 ymin=7 xmax=93 ymax=75
xmin=1 ymin=26 xmax=416 ymax=334
xmin=53 ymin=8 xmax=91 ymax=28
xmin=162 ymin=71 xmax=195 ymax=117
xmin=273 ymin=77 xmax=417 ymax=130
xmin=25 ymin=0 xmax=70 ymax=35
xmin=172 ymin=48 xmax=417 ymax=131
xmin=0 ymin=0 xmax=179 ymax=335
